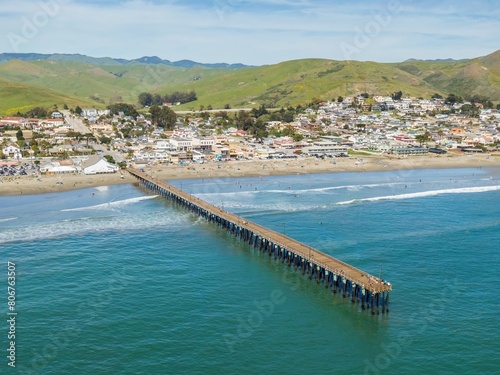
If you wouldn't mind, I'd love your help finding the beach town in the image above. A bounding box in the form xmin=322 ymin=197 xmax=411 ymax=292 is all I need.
xmin=1 ymin=95 xmax=500 ymax=195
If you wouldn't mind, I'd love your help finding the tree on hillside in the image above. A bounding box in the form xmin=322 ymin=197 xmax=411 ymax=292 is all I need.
xmin=251 ymin=104 xmax=268 ymax=118
xmin=149 ymin=105 xmax=177 ymax=129
xmin=466 ymin=95 xmax=493 ymax=109
xmin=107 ymin=103 xmax=139 ymax=119
xmin=138 ymin=92 xmax=153 ymax=107
xmin=283 ymin=112 xmax=295 ymax=123
xmin=391 ymin=91 xmax=403 ymax=101
xmin=308 ymin=97 xmax=322 ymax=109
xmin=235 ymin=110 xmax=254 ymax=131
xmin=337 ymin=96 xmax=344 ymax=103
xmin=460 ymin=104 xmax=480 ymax=118
xmin=249 ymin=119 xmax=268 ymax=140
xmin=415 ymin=131 xmax=432 ymax=146
xmin=445 ymin=93 xmax=462 ymax=104
xmin=24 ymin=107 xmax=48 ymax=118
xmin=431 ymin=93 xmax=443 ymax=99
xmin=138 ymin=90 xmax=197 ymax=107
xmin=75 ymin=106 xmax=83 ymax=115
xmin=152 ymin=94 xmax=163 ymax=106
xmin=16 ymin=130 xmax=25 ymax=141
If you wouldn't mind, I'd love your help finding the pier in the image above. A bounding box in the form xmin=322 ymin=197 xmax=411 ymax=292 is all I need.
xmin=128 ymin=168 xmax=392 ymax=314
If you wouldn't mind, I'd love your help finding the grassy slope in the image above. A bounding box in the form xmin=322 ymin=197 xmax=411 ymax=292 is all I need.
xmin=0 ymin=50 xmax=498 ymax=114
xmin=166 ymin=59 xmax=442 ymax=109
xmin=0 ymin=77 xmax=95 ymax=115
xmin=394 ymin=50 xmax=500 ymax=100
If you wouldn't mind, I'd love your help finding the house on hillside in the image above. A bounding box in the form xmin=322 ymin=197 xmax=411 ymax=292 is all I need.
xmin=0 ymin=117 xmax=32 ymax=128
xmin=82 ymin=155 xmax=119 ymax=175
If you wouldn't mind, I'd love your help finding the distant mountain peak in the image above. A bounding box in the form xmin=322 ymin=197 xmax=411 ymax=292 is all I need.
xmin=404 ymin=57 xmax=469 ymax=63
xmin=133 ymin=56 xmax=171 ymax=65
xmin=0 ymin=52 xmax=251 ymax=69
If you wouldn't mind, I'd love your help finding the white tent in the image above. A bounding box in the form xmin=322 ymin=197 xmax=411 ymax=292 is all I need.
xmin=82 ymin=155 xmax=119 ymax=175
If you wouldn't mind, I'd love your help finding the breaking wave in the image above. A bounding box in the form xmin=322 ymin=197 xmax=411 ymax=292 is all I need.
xmin=336 ymin=185 xmax=500 ymax=205
xmin=0 ymin=217 xmax=18 ymax=223
xmin=0 ymin=210 xmax=187 ymax=244
xmin=61 ymin=195 xmax=158 ymax=212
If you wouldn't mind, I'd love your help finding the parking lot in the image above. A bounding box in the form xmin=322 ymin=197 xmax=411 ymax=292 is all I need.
xmin=0 ymin=163 xmax=38 ymax=177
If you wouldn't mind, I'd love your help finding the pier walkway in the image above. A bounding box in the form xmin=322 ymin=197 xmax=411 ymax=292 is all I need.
xmin=128 ymin=168 xmax=391 ymax=314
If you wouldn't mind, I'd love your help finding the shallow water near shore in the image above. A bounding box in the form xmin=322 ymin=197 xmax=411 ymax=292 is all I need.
xmin=1 ymin=167 xmax=499 ymax=374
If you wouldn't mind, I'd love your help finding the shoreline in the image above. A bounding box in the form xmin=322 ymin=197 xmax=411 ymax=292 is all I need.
xmin=1 ymin=154 xmax=499 ymax=197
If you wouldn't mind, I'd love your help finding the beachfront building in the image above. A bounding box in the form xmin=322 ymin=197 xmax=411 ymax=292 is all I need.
xmin=390 ymin=147 xmax=429 ymax=156
xmin=192 ymin=138 xmax=215 ymax=153
xmin=191 ymin=150 xmax=205 ymax=163
xmin=39 ymin=160 xmax=78 ymax=174
xmin=82 ymin=155 xmax=119 ymax=174
xmin=301 ymin=142 xmax=349 ymax=156
xmin=169 ymin=138 xmax=192 ymax=151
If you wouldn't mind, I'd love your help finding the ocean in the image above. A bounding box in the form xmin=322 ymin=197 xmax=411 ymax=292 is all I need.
xmin=1 ymin=167 xmax=499 ymax=375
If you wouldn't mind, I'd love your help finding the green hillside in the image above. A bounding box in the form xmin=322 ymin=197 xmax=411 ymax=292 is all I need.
xmin=394 ymin=50 xmax=500 ymax=102
xmin=169 ymin=59 xmax=441 ymax=109
xmin=0 ymin=50 xmax=498 ymax=115
xmin=0 ymin=78 xmax=95 ymax=115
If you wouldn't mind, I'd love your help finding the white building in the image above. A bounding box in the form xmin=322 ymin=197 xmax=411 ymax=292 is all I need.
xmin=192 ymin=138 xmax=215 ymax=152
xmin=39 ymin=162 xmax=78 ymax=174
xmin=169 ymin=138 xmax=192 ymax=151
xmin=302 ymin=142 xmax=348 ymax=156
xmin=2 ymin=145 xmax=22 ymax=159
xmin=82 ymin=155 xmax=119 ymax=174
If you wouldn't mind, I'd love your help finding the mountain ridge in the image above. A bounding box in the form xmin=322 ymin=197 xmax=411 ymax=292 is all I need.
xmin=0 ymin=53 xmax=253 ymax=70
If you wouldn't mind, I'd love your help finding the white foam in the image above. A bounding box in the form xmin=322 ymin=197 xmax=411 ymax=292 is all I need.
xmin=0 ymin=210 xmax=187 ymax=244
xmin=266 ymin=182 xmax=401 ymax=195
xmin=197 ymin=182 xmax=401 ymax=198
xmin=0 ymin=217 xmax=18 ymax=223
xmin=336 ymin=185 xmax=500 ymax=205
xmin=61 ymin=195 xmax=158 ymax=212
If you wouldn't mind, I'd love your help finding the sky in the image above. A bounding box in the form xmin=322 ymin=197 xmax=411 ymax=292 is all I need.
xmin=0 ymin=0 xmax=498 ymax=65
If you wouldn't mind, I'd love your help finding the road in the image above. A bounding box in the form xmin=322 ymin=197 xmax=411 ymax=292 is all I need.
xmin=61 ymin=110 xmax=91 ymax=134
xmin=61 ymin=110 xmax=125 ymax=163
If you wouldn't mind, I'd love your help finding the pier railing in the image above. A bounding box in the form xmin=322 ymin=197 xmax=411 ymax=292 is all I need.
xmin=128 ymin=168 xmax=391 ymax=313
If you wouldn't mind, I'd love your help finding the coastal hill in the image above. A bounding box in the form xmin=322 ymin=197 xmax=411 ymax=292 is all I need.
xmin=0 ymin=50 xmax=498 ymax=115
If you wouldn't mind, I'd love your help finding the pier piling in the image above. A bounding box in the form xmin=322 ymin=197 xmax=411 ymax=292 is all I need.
xmin=128 ymin=168 xmax=392 ymax=314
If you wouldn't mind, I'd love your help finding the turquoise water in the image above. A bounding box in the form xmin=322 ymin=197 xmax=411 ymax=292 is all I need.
xmin=1 ymin=167 xmax=499 ymax=374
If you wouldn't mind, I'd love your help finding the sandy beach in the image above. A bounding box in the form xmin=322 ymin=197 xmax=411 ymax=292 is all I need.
xmin=1 ymin=153 xmax=499 ymax=196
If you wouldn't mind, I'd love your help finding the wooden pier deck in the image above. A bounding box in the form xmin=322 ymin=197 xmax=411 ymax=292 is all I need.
xmin=128 ymin=168 xmax=392 ymax=313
